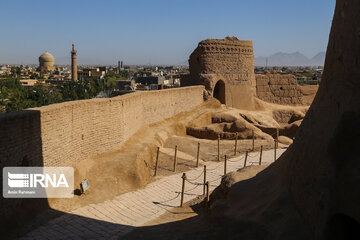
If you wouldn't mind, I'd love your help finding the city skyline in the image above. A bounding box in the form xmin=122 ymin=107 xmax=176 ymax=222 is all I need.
xmin=0 ymin=0 xmax=336 ymax=65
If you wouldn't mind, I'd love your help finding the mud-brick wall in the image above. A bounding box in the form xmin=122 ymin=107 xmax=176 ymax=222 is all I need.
xmin=0 ymin=86 xmax=204 ymax=168
xmin=256 ymin=74 xmax=303 ymax=105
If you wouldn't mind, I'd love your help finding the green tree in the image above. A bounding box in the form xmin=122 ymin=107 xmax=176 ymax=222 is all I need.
xmin=30 ymin=73 xmax=39 ymax=79
xmin=105 ymin=76 xmax=116 ymax=90
xmin=0 ymin=76 xmax=113 ymax=114
xmin=10 ymin=66 xmax=21 ymax=76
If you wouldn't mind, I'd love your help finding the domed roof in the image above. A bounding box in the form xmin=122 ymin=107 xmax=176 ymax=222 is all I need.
xmin=39 ymin=52 xmax=55 ymax=62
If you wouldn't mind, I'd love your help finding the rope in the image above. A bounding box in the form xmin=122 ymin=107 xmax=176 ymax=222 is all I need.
xmin=225 ymin=148 xmax=235 ymax=155
xmin=207 ymin=135 xmax=279 ymax=157
xmin=227 ymin=155 xmax=245 ymax=163
xmin=144 ymin=160 xmax=155 ymax=170
xmin=179 ymin=157 xmax=197 ymax=163
xmin=209 ymin=153 xmax=220 ymax=157
xmin=209 ymin=148 xmax=233 ymax=157
xmin=179 ymin=148 xmax=289 ymax=200
xmin=153 ymin=192 xmax=181 ymax=205
xmin=206 ymin=163 xmax=223 ymax=171
xmin=209 ymin=149 xmax=236 ymax=161
xmin=227 ymin=158 xmax=241 ymax=163
xmin=185 ymin=178 xmax=203 ymax=185
xmin=184 ymin=182 xmax=202 ymax=193
xmin=209 ymin=175 xmax=223 ymax=183
xmin=247 ymin=152 xmax=260 ymax=157
xmin=186 ymin=170 xmax=204 ymax=182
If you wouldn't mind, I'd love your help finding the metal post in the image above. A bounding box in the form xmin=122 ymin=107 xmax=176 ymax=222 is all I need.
xmin=217 ymin=134 xmax=220 ymax=161
xmin=180 ymin=173 xmax=186 ymax=207
xmin=196 ymin=142 xmax=200 ymax=167
xmin=244 ymin=151 xmax=248 ymax=168
xmin=203 ymin=165 xmax=207 ymax=195
xmin=154 ymin=147 xmax=160 ymax=176
xmin=276 ymin=128 xmax=279 ymax=149
xmin=173 ymin=145 xmax=178 ymax=172
xmin=234 ymin=133 xmax=238 ymax=156
xmin=274 ymin=139 xmax=277 ymax=161
xmin=224 ymin=155 xmax=227 ymax=175
xmin=259 ymin=145 xmax=263 ymax=165
xmin=252 ymin=130 xmax=255 ymax=152
xmin=206 ymin=181 xmax=210 ymax=203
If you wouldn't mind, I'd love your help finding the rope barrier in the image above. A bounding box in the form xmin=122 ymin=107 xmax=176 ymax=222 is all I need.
xmin=209 ymin=149 xmax=236 ymax=160
xmin=209 ymin=153 xmax=220 ymax=157
xmin=176 ymin=157 xmax=198 ymax=168
xmin=186 ymin=170 xmax=204 ymax=182
xmin=227 ymin=154 xmax=245 ymax=163
xmin=173 ymin=142 xmax=289 ymax=207
xmin=247 ymin=152 xmax=260 ymax=157
xmin=179 ymin=157 xmax=197 ymax=163
xmin=184 ymin=179 xmax=203 ymax=197
xmin=209 ymin=148 xmax=233 ymax=156
xmin=206 ymin=163 xmax=223 ymax=171
xmin=153 ymin=192 xmax=181 ymax=205
xmin=144 ymin=160 xmax=155 ymax=170
xmin=173 ymin=141 xmax=289 ymax=206
xmin=185 ymin=179 xmax=203 ymax=186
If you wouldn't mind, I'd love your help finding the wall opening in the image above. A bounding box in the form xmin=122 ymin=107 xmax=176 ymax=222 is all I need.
xmin=326 ymin=213 xmax=360 ymax=240
xmin=213 ymin=80 xmax=226 ymax=104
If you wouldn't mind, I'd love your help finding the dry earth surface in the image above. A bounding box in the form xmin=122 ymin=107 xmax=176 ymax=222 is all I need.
xmin=47 ymin=97 xmax=306 ymax=214
xmin=13 ymin=95 xmax=308 ymax=239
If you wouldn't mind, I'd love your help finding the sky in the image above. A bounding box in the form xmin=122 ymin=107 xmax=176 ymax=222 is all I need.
xmin=0 ymin=0 xmax=336 ymax=65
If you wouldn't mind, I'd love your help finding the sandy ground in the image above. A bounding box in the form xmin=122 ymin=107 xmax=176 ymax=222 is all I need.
xmin=19 ymin=97 xmax=307 ymax=239
xmin=45 ymin=99 xmax=222 ymax=213
xmin=47 ymin=98 xmax=292 ymax=213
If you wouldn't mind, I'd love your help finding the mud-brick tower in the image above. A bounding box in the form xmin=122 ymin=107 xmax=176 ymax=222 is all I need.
xmin=185 ymin=36 xmax=256 ymax=109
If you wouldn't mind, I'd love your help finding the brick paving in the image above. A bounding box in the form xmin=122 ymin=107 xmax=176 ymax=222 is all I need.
xmin=19 ymin=148 xmax=286 ymax=239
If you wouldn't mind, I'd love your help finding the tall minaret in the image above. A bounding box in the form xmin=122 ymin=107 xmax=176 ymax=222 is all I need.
xmin=71 ymin=43 xmax=78 ymax=81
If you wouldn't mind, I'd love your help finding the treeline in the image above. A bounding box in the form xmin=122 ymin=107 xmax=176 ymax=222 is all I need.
xmin=0 ymin=76 xmax=116 ymax=113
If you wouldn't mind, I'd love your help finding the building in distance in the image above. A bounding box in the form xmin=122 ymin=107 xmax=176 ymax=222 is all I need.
xmin=78 ymin=67 xmax=106 ymax=80
xmin=38 ymin=52 xmax=55 ymax=73
xmin=71 ymin=44 xmax=78 ymax=81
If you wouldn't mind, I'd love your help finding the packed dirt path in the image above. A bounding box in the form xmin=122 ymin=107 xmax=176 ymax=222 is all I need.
xmin=19 ymin=148 xmax=287 ymax=239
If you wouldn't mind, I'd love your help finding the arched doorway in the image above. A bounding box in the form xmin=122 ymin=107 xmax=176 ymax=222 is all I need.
xmin=213 ymin=80 xmax=226 ymax=104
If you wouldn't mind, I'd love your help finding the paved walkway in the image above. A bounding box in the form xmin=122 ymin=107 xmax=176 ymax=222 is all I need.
xmin=20 ymin=148 xmax=286 ymax=240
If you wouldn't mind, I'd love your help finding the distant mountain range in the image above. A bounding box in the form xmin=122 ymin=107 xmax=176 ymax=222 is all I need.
xmin=255 ymin=52 xmax=326 ymax=66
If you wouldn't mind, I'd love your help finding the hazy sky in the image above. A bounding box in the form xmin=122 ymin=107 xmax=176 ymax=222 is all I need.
xmin=0 ymin=0 xmax=336 ymax=65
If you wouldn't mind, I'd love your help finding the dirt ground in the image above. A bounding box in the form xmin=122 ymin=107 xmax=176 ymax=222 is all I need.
xmin=47 ymin=99 xmax=223 ymax=212
xmin=14 ymin=96 xmax=312 ymax=239
xmin=42 ymin=97 xmax=307 ymax=224
xmin=45 ymin=97 xmax=306 ymax=213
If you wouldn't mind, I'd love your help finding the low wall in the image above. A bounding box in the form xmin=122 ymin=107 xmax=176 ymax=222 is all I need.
xmin=256 ymin=74 xmax=303 ymax=105
xmin=0 ymin=86 xmax=204 ymax=168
